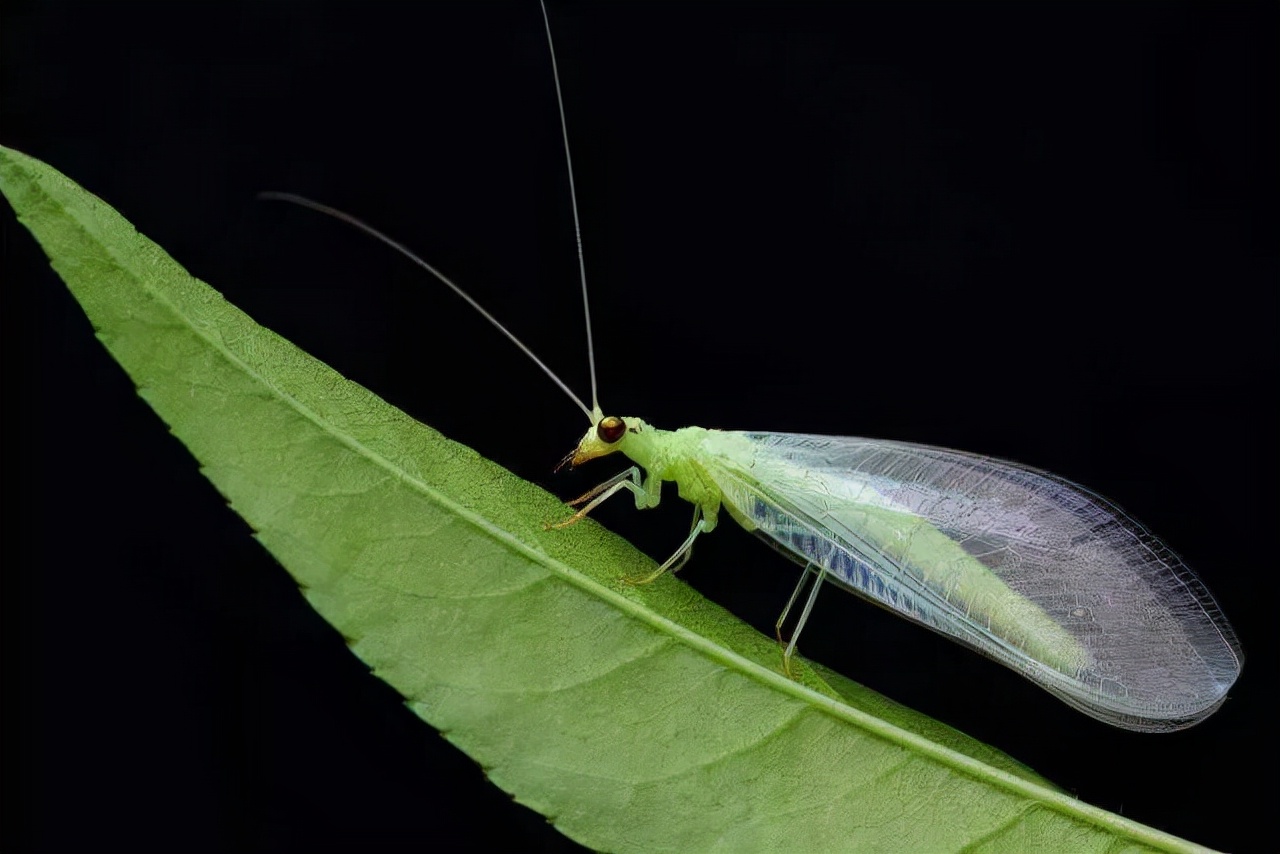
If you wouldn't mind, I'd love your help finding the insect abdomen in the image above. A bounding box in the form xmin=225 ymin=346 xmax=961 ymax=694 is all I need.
xmin=737 ymin=490 xmax=1091 ymax=677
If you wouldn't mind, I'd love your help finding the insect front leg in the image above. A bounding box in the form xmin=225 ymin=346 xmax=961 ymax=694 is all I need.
xmin=547 ymin=465 xmax=658 ymax=530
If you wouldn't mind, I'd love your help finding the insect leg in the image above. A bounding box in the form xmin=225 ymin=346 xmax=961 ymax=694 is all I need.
xmin=548 ymin=466 xmax=651 ymax=530
xmin=625 ymin=507 xmax=708 ymax=586
xmin=664 ymin=505 xmax=706 ymax=576
xmin=775 ymin=563 xmax=818 ymax=647
xmin=565 ymin=466 xmax=641 ymax=507
xmin=775 ymin=563 xmax=828 ymax=678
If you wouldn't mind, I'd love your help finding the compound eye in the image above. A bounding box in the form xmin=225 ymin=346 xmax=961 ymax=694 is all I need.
xmin=596 ymin=416 xmax=626 ymax=444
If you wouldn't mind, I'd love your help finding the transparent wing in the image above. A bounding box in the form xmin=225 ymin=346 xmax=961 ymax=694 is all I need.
xmin=699 ymin=431 xmax=1242 ymax=731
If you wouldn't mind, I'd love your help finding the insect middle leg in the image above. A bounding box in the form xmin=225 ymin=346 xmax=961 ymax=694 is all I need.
xmin=624 ymin=506 xmax=707 ymax=586
xmin=775 ymin=562 xmax=828 ymax=678
xmin=549 ymin=467 xmax=707 ymax=586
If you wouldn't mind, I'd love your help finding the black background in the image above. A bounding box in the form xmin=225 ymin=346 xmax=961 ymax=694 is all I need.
xmin=5 ymin=2 xmax=1276 ymax=852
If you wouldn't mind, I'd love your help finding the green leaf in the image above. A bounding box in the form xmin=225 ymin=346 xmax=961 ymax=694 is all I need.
xmin=1 ymin=144 xmax=1213 ymax=853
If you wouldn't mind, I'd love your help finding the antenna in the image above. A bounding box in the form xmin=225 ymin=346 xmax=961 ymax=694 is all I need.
xmin=258 ymin=191 xmax=595 ymax=421
xmin=539 ymin=0 xmax=601 ymax=418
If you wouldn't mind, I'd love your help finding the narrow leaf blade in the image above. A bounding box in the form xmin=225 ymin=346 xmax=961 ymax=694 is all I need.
xmin=1 ymin=144 xmax=1211 ymax=854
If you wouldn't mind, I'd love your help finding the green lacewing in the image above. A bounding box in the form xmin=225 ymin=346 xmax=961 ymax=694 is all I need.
xmin=263 ymin=1 xmax=1242 ymax=732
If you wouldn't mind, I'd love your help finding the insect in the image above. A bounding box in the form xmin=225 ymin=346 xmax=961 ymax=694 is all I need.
xmin=263 ymin=1 xmax=1242 ymax=733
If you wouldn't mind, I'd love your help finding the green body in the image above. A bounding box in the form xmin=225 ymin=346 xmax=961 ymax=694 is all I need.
xmin=573 ymin=417 xmax=1090 ymax=677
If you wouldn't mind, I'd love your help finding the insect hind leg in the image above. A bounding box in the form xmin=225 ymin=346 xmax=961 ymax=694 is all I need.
xmin=775 ymin=562 xmax=828 ymax=678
